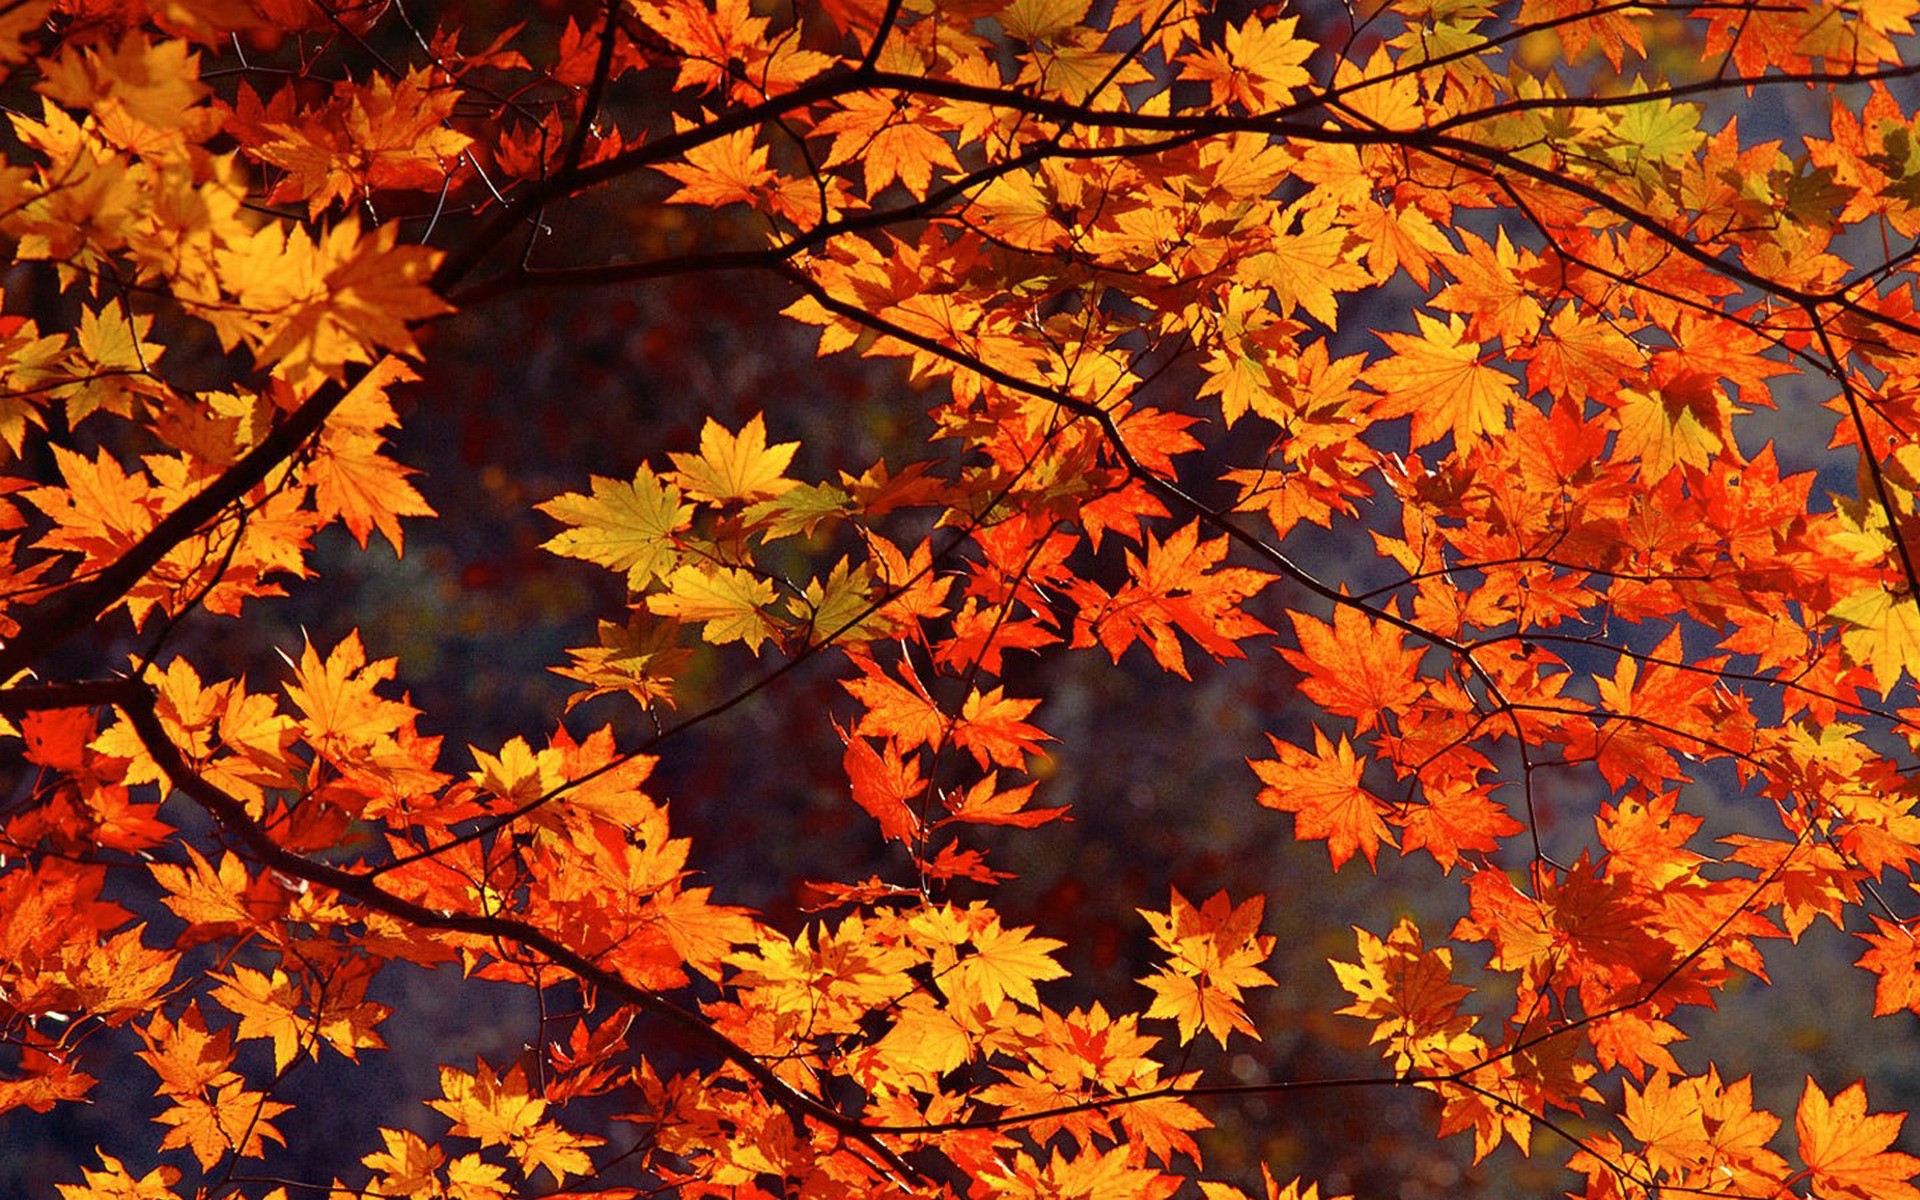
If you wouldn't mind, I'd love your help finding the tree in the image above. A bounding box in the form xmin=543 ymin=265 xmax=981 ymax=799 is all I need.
xmin=5 ymin=0 xmax=1920 ymax=1196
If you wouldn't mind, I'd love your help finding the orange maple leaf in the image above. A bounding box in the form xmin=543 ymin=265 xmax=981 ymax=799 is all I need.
xmin=843 ymin=651 xmax=947 ymax=752
xmin=1366 ymin=311 xmax=1519 ymax=448
xmin=1797 ymin=1079 xmax=1920 ymax=1200
xmin=1281 ymin=605 xmax=1425 ymax=733
xmin=1395 ymin=778 xmax=1524 ymax=872
xmin=308 ymin=358 xmax=435 ymax=552
xmin=657 ymin=124 xmax=777 ymax=208
xmin=1856 ymin=917 xmax=1920 ymax=1016
xmin=954 ymin=685 xmax=1049 ymax=769
xmin=251 ymin=68 xmax=471 ymax=215
xmin=154 ymin=1077 xmax=292 ymax=1169
xmin=814 ymin=91 xmax=961 ymax=199
xmin=839 ymin=727 xmax=924 ymax=842
xmin=50 ymin=1153 xmax=179 ymax=1200
xmin=1069 ymin=521 xmax=1275 ymax=679
xmin=1138 ymin=889 xmax=1276 ymax=1046
xmin=1250 ymin=727 xmax=1395 ymax=868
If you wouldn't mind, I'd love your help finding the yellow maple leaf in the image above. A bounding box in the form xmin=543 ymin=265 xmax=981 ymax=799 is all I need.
xmin=445 ymin=1154 xmax=509 ymax=1199
xmin=1831 ymin=585 xmax=1920 ymax=694
xmin=75 ymin=925 xmax=176 ymax=1020
xmin=362 ymin=1128 xmax=444 ymax=1196
xmin=430 ymin=1061 xmax=544 ymax=1145
xmin=875 ymin=992 xmax=974 ymax=1081
xmin=538 ymin=465 xmax=691 ymax=590
xmin=219 ymin=218 xmax=448 ymax=389
xmin=646 ymin=564 xmax=780 ymax=650
xmin=22 ymin=446 xmax=161 ymax=566
xmin=515 ymin=1119 xmax=605 ymax=1185
xmin=666 ymin=414 xmax=798 ymax=504
xmin=1611 ymin=373 xmax=1730 ymax=481
xmin=1244 ymin=203 xmax=1370 ymax=328
xmin=946 ymin=917 xmax=1068 ymax=1009
xmin=1330 ymin=918 xmax=1477 ymax=1071
xmin=149 ymin=847 xmax=262 ymax=929
xmin=1180 ymin=15 xmax=1315 ymax=111
xmin=1365 ymin=311 xmax=1519 ymax=448
xmin=281 ymin=630 xmax=418 ymax=760
xmin=37 ymin=33 xmax=212 ymax=145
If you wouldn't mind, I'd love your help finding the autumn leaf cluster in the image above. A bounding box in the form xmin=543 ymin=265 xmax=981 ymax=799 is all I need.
xmin=6 ymin=1 xmax=1920 ymax=1199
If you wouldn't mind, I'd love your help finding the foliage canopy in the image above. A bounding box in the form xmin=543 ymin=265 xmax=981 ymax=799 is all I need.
xmin=6 ymin=0 xmax=1920 ymax=1197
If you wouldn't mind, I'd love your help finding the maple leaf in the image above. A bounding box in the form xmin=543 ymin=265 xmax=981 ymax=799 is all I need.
xmin=251 ymin=68 xmax=471 ymax=214
xmin=1612 ymin=373 xmax=1731 ymax=481
xmin=646 ymin=565 xmax=779 ymax=650
xmin=1069 ymin=521 xmax=1275 ymax=679
xmin=1396 ymin=777 xmax=1524 ymax=871
xmin=515 ymin=1119 xmax=606 ymax=1186
xmin=429 ymin=1061 xmax=543 ymax=1145
xmin=943 ymin=771 xmax=1068 ymax=828
xmin=1623 ymin=1068 xmax=1787 ymax=1191
xmin=842 ymin=651 xmax=948 ymax=751
xmin=155 ymin=1077 xmax=292 ymax=1168
xmin=1332 ymin=918 xmax=1475 ymax=1072
xmin=954 ymin=685 xmax=1049 ymax=769
xmin=549 ymin=614 xmax=689 ymax=711
xmin=1797 ymin=1080 xmax=1920 ymax=1200
xmin=0 ymin=1050 xmax=95 ymax=1118
xmin=137 ymin=1004 xmax=238 ymax=1098
xmin=1831 ymin=584 xmax=1920 ymax=693
xmin=1251 ymin=728 xmax=1395 ymax=869
xmin=21 ymin=705 xmax=94 ymax=771
xmin=875 ymin=991 xmax=975 ymax=1081
xmin=38 ymin=33 xmax=211 ymax=146
xmin=667 ymin=413 xmax=799 ymax=504
xmin=363 ymin=1128 xmax=444 ymax=1196
xmin=1138 ymin=889 xmax=1277 ymax=1046
xmin=539 ymin=465 xmax=692 ymax=590
xmin=1366 ymin=312 xmax=1519 ymax=448
xmin=282 ymin=630 xmax=418 ymax=761
xmin=947 ymin=915 xmax=1068 ymax=1010
xmin=1250 ymin=203 xmax=1373 ymax=328
xmin=1180 ymin=16 xmax=1315 ymax=111
xmin=979 ymin=1143 xmax=1180 ymax=1200
xmin=307 ymin=358 xmax=435 ymax=551
xmin=1857 ymin=917 xmax=1920 ymax=1015
xmin=657 ymin=124 xmax=778 ymax=208
xmin=54 ymin=1154 xmax=180 ymax=1200
xmin=1280 ymin=606 xmax=1425 ymax=733
xmin=149 ymin=847 xmax=277 ymax=932
xmin=22 ymin=446 xmax=160 ymax=569
xmin=1433 ymin=228 xmax=1547 ymax=346
xmin=840 ymin=727 xmax=923 ymax=841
